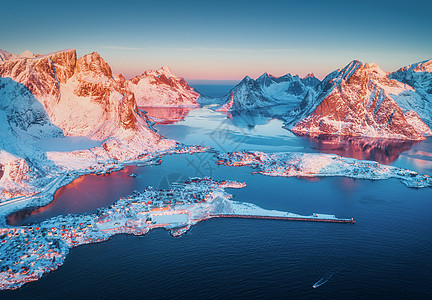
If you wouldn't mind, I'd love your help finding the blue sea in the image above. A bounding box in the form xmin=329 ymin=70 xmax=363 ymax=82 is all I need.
xmin=192 ymin=84 xmax=235 ymax=97
xmin=3 ymin=88 xmax=432 ymax=298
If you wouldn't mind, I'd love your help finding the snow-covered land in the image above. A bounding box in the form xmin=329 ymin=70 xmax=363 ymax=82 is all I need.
xmin=0 ymin=144 xmax=208 ymax=223
xmin=0 ymin=177 xmax=352 ymax=290
xmin=216 ymin=151 xmax=432 ymax=188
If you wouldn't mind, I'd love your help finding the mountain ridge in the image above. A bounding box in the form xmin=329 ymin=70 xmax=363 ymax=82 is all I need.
xmin=285 ymin=60 xmax=431 ymax=140
xmin=214 ymin=71 xmax=321 ymax=112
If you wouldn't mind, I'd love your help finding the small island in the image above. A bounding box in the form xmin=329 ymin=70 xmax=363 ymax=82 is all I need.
xmin=0 ymin=177 xmax=354 ymax=290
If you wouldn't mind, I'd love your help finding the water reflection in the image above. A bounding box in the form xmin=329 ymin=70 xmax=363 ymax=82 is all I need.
xmin=153 ymin=107 xmax=430 ymax=164
xmin=7 ymin=166 xmax=139 ymax=226
xmin=140 ymin=106 xmax=194 ymax=124
xmin=229 ymin=105 xmax=294 ymax=128
xmin=297 ymin=134 xmax=419 ymax=165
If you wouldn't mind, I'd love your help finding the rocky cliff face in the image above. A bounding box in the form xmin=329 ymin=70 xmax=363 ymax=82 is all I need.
xmin=218 ymin=72 xmax=320 ymax=112
xmin=0 ymin=49 xmax=77 ymax=113
xmin=0 ymin=50 xmax=17 ymax=62
xmin=126 ymin=66 xmax=199 ymax=107
xmin=0 ymin=78 xmax=62 ymax=199
xmin=389 ymin=59 xmax=432 ymax=126
xmin=56 ymin=51 xmax=135 ymax=139
xmin=0 ymin=49 xmax=178 ymax=157
xmin=0 ymin=77 xmax=62 ymax=140
xmin=286 ymin=61 xmax=431 ymax=140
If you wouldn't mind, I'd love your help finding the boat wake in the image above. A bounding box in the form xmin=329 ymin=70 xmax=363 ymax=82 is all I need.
xmin=312 ymin=272 xmax=334 ymax=289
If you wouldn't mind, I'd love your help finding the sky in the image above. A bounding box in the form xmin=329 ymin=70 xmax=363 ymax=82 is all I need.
xmin=1 ymin=0 xmax=431 ymax=82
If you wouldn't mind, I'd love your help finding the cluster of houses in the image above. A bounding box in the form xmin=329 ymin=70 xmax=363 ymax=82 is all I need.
xmin=0 ymin=177 xmax=231 ymax=290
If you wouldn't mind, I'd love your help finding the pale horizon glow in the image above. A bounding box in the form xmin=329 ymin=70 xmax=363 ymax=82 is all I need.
xmin=2 ymin=0 xmax=431 ymax=81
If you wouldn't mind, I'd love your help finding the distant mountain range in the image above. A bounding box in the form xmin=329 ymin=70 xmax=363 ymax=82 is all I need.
xmin=213 ymin=72 xmax=320 ymax=111
xmin=211 ymin=59 xmax=432 ymax=141
xmin=1 ymin=48 xmax=431 ymax=144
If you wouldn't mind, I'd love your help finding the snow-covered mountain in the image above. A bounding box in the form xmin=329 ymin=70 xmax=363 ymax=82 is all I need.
xmin=126 ymin=66 xmax=199 ymax=107
xmin=215 ymin=72 xmax=320 ymax=112
xmin=0 ymin=49 xmax=184 ymax=200
xmin=0 ymin=49 xmax=77 ymax=112
xmin=389 ymin=59 xmax=432 ymax=125
xmin=0 ymin=50 xmax=17 ymax=61
xmin=0 ymin=77 xmax=63 ymax=199
xmin=0 ymin=78 xmax=62 ymax=141
xmin=0 ymin=49 xmax=175 ymax=155
xmin=209 ymin=58 xmax=431 ymax=141
xmin=285 ymin=60 xmax=432 ymax=140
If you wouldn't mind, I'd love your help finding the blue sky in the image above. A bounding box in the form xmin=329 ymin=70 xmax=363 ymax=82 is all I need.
xmin=2 ymin=0 xmax=431 ymax=80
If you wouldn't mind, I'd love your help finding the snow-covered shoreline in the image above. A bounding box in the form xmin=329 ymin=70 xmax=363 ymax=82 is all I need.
xmin=0 ymin=145 xmax=209 ymax=224
xmin=216 ymin=151 xmax=432 ymax=188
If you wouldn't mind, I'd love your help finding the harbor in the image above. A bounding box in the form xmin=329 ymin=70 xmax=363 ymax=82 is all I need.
xmin=211 ymin=214 xmax=356 ymax=224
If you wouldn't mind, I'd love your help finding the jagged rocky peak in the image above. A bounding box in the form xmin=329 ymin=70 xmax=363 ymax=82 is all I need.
xmin=289 ymin=60 xmax=431 ymax=140
xmin=256 ymin=72 xmax=280 ymax=87
xmin=388 ymin=58 xmax=432 ymax=127
xmin=329 ymin=59 xmax=363 ymax=84
xmin=44 ymin=49 xmax=77 ymax=84
xmin=138 ymin=66 xmax=174 ymax=80
xmin=389 ymin=58 xmax=432 ymax=85
xmin=394 ymin=58 xmax=432 ymax=74
xmin=257 ymin=72 xmax=274 ymax=79
xmin=72 ymin=52 xmax=122 ymax=105
xmin=218 ymin=71 xmax=321 ymax=112
xmin=0 ymin=49 xmax=17 ymax=61
xmin=115 ymin=73 xmax=126 ymax=81
xmin=113 ymin=73 xmax=126 ymax=88
xmin=318 ymin=60 xmax=406 ymax=98
xmin=412 ymin=58 xmax=432 ymax=72
xmin=0 ymin=49 xmax=77 ymax=108
xmin=302 ymin=73 xmax=320 ymax=87
xmin=257 ymin=72 xmax=268 ymax=80
xmin=18 ymin=50 xmax=35 ymax=59
xmin=241 ymin=75 xmax=253 ymax=83
xmin=363 ymin=62 xmax=388 ymax=76
xmin=75 ymin=51 xmax=112 ymax=79
xmin=160 ymin=66 xmax=172 ymax=74
xmin=72 ymin=55 xmax=122 ymax=111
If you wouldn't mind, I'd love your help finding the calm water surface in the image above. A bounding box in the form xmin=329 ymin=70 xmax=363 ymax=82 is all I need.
xmin=4 ymin=106 xmax=432 ymax=298
xmin=192 ymin=84 xmax=234 ymax=97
